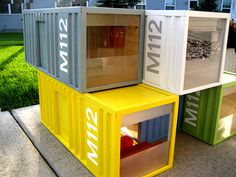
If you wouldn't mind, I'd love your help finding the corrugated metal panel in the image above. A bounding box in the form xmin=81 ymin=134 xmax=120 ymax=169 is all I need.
xmin=182 ymin=74 xmax=236 ymax=145
xmin=182 ymin=87 xmax=221 ymax=144
xmin=23 ymin=7 xmax=145 ymax=93
xmin=38 ymin=71 xmax=179 ymax=177
xmin=139 ymin=114 xmax=169 ymax=142
xmin=143 ymin=11 xmax=230 ymax=95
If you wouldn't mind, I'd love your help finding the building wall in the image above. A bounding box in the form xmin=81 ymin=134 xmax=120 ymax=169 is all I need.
xmin=146 ymin=0 xmax=165 ymax=10
xmin=0 ymin=14 xmax=23 ymax=32
xmin=31 ymin=0 xmax=56 ymax=9
xmin=146 ymin=0 xmax=188 ymax=10
xmin=176 ymin=0 xmax=188 ymax=10
xmin=88 ymin=0 xmax=96 ymax=6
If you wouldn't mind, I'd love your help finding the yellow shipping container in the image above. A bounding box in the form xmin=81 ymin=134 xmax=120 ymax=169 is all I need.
xmin=38 ymin=71 xmax=179 ymax=177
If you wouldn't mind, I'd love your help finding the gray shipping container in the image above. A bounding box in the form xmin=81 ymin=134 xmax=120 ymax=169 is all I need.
xmin=23 ymin=7 xmax=145 ymax=92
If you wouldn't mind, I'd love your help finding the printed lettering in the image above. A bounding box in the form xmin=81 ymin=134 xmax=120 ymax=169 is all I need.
xmin=86 ymin=108 xmax=98 ymax=126
xmin=87 ymin=139 xmax=98 ymax=166
xmin=59 ymin=41 xmax=68 ymax=49
xmin=148 ymin=20 xmax=162 ymax=33
xmin=187 ymin=92 xmax=200 ymax=102
xmin=59 ymin=18 xmax=67 ymax=32
xmin=146 ymin=19 xmax=162 ymax=77
xmin=186 ymin=101 xmax=198 ymax=108
xmin=185 ymin=108 xmax=198 ymax=127
xmin=86 ymin=107 xmax=98 ymax=166
xmin=147 ymin=52 xmax=160 ymax=74
xmin=59 ymin=18 xmax=68 ymax=74
xmin=59 ymin=50 xmax=68 ymax=73
xmin=184 ymin=92 xmax=200 ymax=127
xmin=148 ymin=34 xmax=161 ymax=42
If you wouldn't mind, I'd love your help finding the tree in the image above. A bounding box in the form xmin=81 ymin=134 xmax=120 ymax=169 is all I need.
xmin=0 ymin=0 xmax=23 ymax=14
xmin=96 ymin=0 xmax=140 ymax=8
xmin=197 ymin=0 xmax=217 ymax=12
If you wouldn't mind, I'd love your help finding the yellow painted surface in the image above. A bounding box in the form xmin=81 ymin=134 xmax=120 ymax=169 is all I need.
xmin=88 ymin=84 xmax=176 ymax=112
xmin=38 ymin=71 xmax=179 ymax=177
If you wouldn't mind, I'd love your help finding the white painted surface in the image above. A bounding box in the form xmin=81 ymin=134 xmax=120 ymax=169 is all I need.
xmin=143 ymin=11 xmax=230 ymax=95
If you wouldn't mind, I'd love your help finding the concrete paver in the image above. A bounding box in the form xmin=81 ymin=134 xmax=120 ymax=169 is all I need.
xmin=12 ymin=105 xmax=93 ymax=177
xmin=0 ymin=111 xmax=56 ymax=177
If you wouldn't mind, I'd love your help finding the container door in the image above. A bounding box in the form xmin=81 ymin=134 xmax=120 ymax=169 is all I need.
xmin=86 ymin=14 xmax=140 ymax=88
xmin=184 ymin=17 xmax=227 ymax=90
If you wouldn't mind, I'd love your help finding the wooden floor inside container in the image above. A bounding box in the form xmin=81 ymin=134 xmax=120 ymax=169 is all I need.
xmin=184 ymin=60 xmax=220 ymax=90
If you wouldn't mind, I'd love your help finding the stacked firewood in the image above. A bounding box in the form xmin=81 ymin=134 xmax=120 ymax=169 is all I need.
xmin=186 ymin=39 xmax=220 ymax=60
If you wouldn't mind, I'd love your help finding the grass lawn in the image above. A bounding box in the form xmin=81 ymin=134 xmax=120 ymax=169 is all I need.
xmin=0 ymin=35 xmax=38 ymax=111
xmin=0 ymin=33 xmax=24 ymax=46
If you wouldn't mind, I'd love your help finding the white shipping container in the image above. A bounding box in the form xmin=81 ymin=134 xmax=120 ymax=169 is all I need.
xmin=143 ymin=10 xmax=230 ymax=95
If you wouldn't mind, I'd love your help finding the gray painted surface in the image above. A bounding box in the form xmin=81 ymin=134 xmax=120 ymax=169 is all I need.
xmin=0 ymin=14 xmax=23 ymax=32
xmin=146 ymin=0 xmax=165 ymax=10
xmin=12 ymin=105 xmax=236 ymax=177
xmin=23 ymin=7 xmax=145 ymax=92
xmin=0 ymin=111 xmax=56 ymax=177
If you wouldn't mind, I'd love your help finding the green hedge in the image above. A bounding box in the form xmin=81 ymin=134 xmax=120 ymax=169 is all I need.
xmin=0 ymin=33 xmax=24 ymax=46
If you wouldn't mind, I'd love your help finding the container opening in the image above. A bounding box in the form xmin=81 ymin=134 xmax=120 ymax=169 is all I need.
xmin=86 ymin=14 xmax=140 ymax=88
xmin=184 ymin=17 xmax=226 ymax=90
xmin=217 ymin=85 xmax=236 ymax=141
xmin=120 ymin=105 xmax=172 ymax=177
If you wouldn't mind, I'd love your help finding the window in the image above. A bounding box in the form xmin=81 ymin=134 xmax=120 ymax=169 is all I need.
xmin=135 ymin=0 xmax=146 ymax=9
xmin=221 ymin=0 xmax=232 ymax=13
xmin=184 ymin=17 xmax=226 ymax=90
xmin=189 ymin=0 xmax=199 ymax=10
xmin=86 ymin=14 xmax=140 ymax=88
xmin=165 ymin=0 xmax=175 ymax=10
xmin=231 ymin=0 xmax=236 ymax=19
xmin=0 ymin=0 xmax=24 ymax=14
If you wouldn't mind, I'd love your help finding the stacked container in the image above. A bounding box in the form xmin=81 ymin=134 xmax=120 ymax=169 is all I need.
xmin=174 ymin=13 xmax=236 ymax=145
xmin=182 ymin=73 xmax=236 ymax=145
xmin=182 ymin=32 xmax=236 ymax=145
xmin=24 ymin=6 xmax=232 ymax=176
xmin=24 ymin=7 xmax=180 ymax=177
xmin=24 ymin=7 xmax=145 ymax=92
xmin=142 ymin=10 xmax=230 ymax=134
xmin=38 ymin=71 xmax=179 ymax=177
xmin=143 ymin=10 xmax=230 ymax=95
